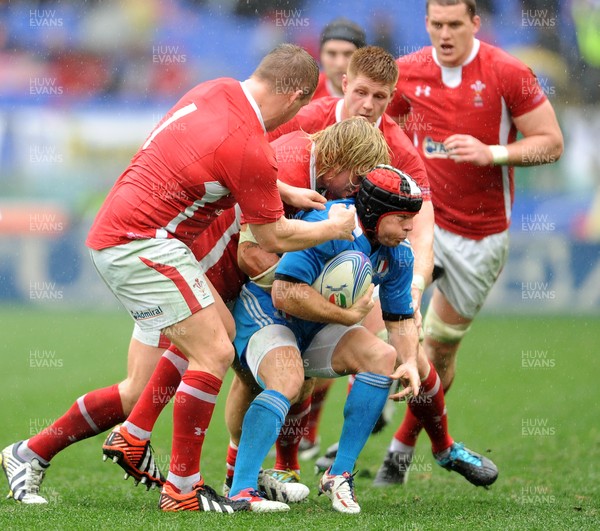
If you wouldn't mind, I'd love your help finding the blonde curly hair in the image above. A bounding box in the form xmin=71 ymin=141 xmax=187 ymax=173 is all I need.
xmin=310 ymin=116 xmax=391 ymax=187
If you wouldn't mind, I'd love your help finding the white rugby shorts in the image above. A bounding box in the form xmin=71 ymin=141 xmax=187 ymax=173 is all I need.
xmin=90 ymin=238 xmax=215 ymax=332
xmin=433 ymin=225 xmax=509 ymax=319
xmin=245 ymin=323 xmax=361 ymax=385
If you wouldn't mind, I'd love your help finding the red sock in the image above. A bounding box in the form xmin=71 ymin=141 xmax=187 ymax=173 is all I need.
xmin=275 ymin=396 xmax=311 ymax=471
xmin=305 ymin=381 xmax=333 ymax=444
xmin=167 ymin=370 xmax=221 ymax=493
xmin=28 ymin=384 xmax=125 ymax=461
xmin=225 ymin=441 xmax=238 ymax=482
xmin=393 ymin=407 xmax=423 ymax=447
xmin=407 ymin=361 xmax=453 ymax=454
xmin=127 ymin=345 xmax=188 ymax=433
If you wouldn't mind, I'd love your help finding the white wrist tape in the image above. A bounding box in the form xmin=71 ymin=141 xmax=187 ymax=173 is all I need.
xmin=411 ymin=274 xmax=425 ymax=292
xmin=489 ymin=145 xmax=509 ymax=165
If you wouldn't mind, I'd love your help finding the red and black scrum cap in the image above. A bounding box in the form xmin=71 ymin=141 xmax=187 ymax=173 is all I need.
xmin=356 ymin=164 xmax=423 ymax=234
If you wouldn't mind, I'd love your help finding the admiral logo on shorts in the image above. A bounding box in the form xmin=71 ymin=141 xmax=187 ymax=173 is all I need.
xmin=130 ymin=306 xmax=164 ymax=321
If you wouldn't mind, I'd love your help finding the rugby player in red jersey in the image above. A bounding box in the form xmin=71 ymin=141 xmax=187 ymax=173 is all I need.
xmin=374 ymin=0 xmax=563 ymax=486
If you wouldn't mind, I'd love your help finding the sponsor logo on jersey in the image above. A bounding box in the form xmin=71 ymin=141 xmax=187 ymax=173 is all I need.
xmin=422 ymin=137 xmax=449 ymax=159
xmin=415 ymin=85 xmax=431 ymax=97
xmin=470 ymin=80 xmax=486 ymax=107
xmin=130 ymin=306 xmax=164 ymax=321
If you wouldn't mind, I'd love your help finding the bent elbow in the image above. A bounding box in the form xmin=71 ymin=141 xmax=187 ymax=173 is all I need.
xmin=553 ymin=136 xmax=564 ymax=162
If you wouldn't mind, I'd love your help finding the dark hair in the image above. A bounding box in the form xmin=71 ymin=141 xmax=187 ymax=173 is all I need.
xmin=320 ymin=18 xmax=367 ymax=49
xmin=426 ymin=0 xmax=477 ymax=18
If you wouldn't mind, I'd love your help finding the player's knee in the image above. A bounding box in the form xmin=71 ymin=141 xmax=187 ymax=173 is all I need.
xmin=266 ymin=369 xmax=304 ymax=403
xmin=359 ymin=341 xmax=396 ymax=374
xmin=423 ymin=305 xmax=471 ymax=344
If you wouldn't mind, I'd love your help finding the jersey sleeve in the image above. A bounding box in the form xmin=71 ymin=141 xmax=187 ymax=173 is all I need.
xmin=217 ymin=134 xmax=284 ymax=225
xmin=495 ymin=52 xmax=548 ymax=118
xmin=378 ymin=245 xmax=415 ymax=320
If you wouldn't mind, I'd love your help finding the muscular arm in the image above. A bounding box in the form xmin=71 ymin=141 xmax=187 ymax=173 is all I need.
xmin=249 ymin=203 xmax=356 ymax=254
xmin=237 ymin=225 xmax=280 ymax=278
xmin=408 ymin=200 xmax=435 ymax=317
xmin=509 ymin=100 xmax=564 ymax=166
xmin=272 ymin=279 xmax=374 ymax=327
xmin=444 ymin=101 xmax=564 ymax=167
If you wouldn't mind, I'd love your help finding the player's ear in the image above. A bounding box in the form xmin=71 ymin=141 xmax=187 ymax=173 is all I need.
xmin=472 ymin=15 xmax=481 ymax=34
xmin=342 ymin=74 xmax=348 ymax=94
xmin=289 ymin=88 xmax=305 ymax=105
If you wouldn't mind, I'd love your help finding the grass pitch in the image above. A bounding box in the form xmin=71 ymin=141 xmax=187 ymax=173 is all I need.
xmin=0 ymin=307 xmax=598 ymax=530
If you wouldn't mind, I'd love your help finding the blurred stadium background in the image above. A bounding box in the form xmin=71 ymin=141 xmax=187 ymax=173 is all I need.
xmin=1 ymin=0 xmax=599 ymax=312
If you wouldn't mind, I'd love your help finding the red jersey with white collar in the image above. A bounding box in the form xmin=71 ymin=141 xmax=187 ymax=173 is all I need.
xmin=387 ymin=40 xmax=547 ymax=239
xmin=87 ymin=78 xmax=283 ymax=250
xmin=268 ymin=97 xmax=431 ymax=200
xmin=312 ymin=72 xmax=339 ymax=100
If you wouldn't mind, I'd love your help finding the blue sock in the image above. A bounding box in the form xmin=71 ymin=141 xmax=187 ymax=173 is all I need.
xmin=230 ymin=389 xmax=290 ymax=497
xmin=330 ymin=372 xmax=392 ymax=476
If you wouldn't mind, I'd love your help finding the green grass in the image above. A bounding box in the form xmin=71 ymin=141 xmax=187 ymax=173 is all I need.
xmin=0 ymin=307 xmax=599 ymax=530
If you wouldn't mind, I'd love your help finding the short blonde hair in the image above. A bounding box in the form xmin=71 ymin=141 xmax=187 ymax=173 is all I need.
xmin=253 ymin=43 xmax=319 ymax=100
xmin=310 ymin=117 xmax=391 ymax=184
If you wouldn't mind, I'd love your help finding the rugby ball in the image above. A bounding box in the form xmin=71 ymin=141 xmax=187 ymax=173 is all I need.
xmin=312 ymin=251 xmax=372 ymax=308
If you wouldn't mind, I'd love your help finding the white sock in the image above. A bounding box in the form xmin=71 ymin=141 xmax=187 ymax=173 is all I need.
xmin=389 ymin=438 xmax=415 ymax=454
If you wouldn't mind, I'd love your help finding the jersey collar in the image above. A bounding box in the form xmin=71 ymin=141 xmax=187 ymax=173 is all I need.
xmin=240 ymin=80 xmax=266 ymax=133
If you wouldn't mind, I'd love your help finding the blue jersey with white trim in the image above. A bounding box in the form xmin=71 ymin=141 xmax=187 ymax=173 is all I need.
xmin=276 ymin=199 xmax=415 ymax=317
